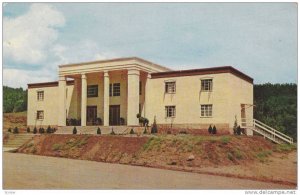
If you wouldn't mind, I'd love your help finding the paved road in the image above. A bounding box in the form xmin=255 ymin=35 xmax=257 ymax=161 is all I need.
xmin=3 ymin=152 xmax=294 ymax=189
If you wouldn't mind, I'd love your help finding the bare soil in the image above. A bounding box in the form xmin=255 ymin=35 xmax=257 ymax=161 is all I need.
xmin=3 ymin=112 xmax=27 ymax=132
xmin=17 ymin=134 xmax=297 ymax=186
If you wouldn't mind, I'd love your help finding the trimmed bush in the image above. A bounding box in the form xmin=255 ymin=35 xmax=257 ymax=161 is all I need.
xmin=8 ymin=128 xmax=12 ymax=133
xmin=26 ymin=127 xmax=30 ymax=133
xmin=208 ymin=125 xmax=213 ymax=134
xmin=130 ymin=128 xmax=135 ymax=134
xmin=212 ymin=125 xmax=217 ymax=134
xmin=237 ymin=125 xmax=242 ymax=135
xmin=73 ymin=127 xmax=77 ymax=134
xmin=13 ymin=127 xmax=19 ymax=134
xmin=39 ymin=127 xmax=45 ymax=134
xmin=136 ymin=113 xmax=141 ymax=118
xmin=97 ymin=127 xmax=101 ymax=135
xmin=46 ymin=125 xmax=52 ymax=134
xmin=33 ymin=127 xmax=37 ymax=134
xmin=151 ymin=117 xmax=158 ymax=134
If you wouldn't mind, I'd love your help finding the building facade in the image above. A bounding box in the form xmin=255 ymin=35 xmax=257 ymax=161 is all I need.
xmin=27 ymin=57 xmax=253 ymax=134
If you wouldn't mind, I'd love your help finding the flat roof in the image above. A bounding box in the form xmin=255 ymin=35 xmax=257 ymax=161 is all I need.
xmin=150 ymin=66 xmax=253 ymax=83
xmin=59 ymin=57 xmax=172 ymax=71
xmin=28 ymin=80 xmax=74 ymax=89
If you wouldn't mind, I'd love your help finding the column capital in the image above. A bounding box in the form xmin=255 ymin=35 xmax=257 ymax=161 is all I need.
xmin=104 ymin=71 xmax=109 ymax=77
xmin=81 ymin=73 xmax=86 ymax=79
xmin=127 ymin=69 xmax=140 ymax=76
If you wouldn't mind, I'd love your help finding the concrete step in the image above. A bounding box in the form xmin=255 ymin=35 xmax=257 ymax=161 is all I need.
xmin=4 ymin=134 xmax=35 ymax=148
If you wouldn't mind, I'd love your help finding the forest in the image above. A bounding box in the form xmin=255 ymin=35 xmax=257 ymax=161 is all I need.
xmin=3 ymin=83 xmax=297 ymax=140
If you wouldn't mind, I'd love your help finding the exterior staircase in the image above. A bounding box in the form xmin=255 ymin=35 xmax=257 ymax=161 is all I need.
xmin=242 ymin=118 xmax=293 ymax=144
xmin=3 ymin=133 xmax=35 ymax=149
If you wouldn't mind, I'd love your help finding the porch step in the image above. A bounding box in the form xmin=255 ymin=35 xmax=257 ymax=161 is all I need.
xmin=55 ymin=126 xmax=148 ymax=135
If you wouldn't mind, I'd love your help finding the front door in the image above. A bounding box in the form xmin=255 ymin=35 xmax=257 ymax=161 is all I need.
xmin=87 ymin=106 xmax=97 ymax=125
xmin=109 ymin=105 xmax=120 ymax=126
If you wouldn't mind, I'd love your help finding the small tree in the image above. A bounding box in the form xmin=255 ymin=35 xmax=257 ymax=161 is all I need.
xmin=233 ymin=115 xmax=238 ymax=135
xmin=73 ymin=126 xmax=77 ymax=134
xmin=13 ymin=127 xmax=19 ymax=134
xmin=151 ymin=116 xmax=158 ymax=134
xmin=212 ymin=125 xmax=217 ymax=134
xmin=130 ymin=128 xmax=135 ymax=134
xmin=97 ymin=127 xmax=101 ymax=135
xmin=237 ymin=125 xmax=242 ymax=135
xmin=33 ymin=127 xmax=37 ymax=134
xmin=208 ymin=125 xmax=213 ymax=134
xmin=8 ymin=128 xmax=12 ymax=133
xmin=46 ymin=125 xmax=52 ymax=134
xmin=26 ymin=127 xmax=30 ymax=133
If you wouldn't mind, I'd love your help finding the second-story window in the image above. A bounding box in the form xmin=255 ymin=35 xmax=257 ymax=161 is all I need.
xmin=87 ymin=85 xmax=98 ymax=97
xmin=37 ymin=91 xmax=44 ymax=101
xmin=201 ymin=79 xmax=213 ymax=91
xmin=165 ymin=81 xmax=176 ymax=93
xmin=110 ymin=83 xmax=121 ymax=97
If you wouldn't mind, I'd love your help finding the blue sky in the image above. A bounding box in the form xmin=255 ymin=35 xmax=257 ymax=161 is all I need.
xmin=3 ymin=3 xmax=297 ymax=88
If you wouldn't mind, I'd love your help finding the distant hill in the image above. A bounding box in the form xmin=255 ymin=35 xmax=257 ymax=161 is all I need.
xmin=3 ymin=86 xmax=27 ymax=113
xmin=254 ymin=83 xmax=297 ymax=141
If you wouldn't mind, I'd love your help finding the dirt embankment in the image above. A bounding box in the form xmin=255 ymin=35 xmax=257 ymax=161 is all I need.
xmin=17 ymin=134 xmax=296 ymax=186
xmin=3 ymin=112 xmax=27 ymax=132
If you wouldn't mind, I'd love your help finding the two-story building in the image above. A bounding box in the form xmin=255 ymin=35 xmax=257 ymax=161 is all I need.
xmin=27 ymin=57 xmax=253 ymax=135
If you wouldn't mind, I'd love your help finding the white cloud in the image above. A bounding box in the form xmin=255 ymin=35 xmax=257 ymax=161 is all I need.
xmin=3 ymin=68 xmax=57 ymax=89
xmin=3 ymin=4 xmax=65 ymax=65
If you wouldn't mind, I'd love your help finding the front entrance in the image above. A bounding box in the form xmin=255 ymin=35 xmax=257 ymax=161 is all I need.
xmin=109 ymin=105 xmax=120 ymax=126
xmin=87 ymin=106 xmax=97 ymax=126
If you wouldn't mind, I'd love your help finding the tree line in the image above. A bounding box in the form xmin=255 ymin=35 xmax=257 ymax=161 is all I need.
xmin=3 ymin=86 xmax=27 ymax=113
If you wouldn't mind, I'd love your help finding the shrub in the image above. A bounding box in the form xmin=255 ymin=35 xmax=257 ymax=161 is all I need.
xmin=39 ymin=127 xmax=45 ymax=134
xmin=13 ymin=127 xmax=19 ymax=134
xmin=136 ymin=113 xmax=141 ymax=118
xmin=208 ymin=125 xmax=213 ymax=134
xmin=73 ymin=127 xmax=77 ymax=134
xmin=212 ymin=126 xmax=217 ymax=134
xmin=46 ymin=125 xmax=52 ymax=134
xmin=110 ymin=128 xmax=116 ymax=135
xmin=52 ymin=143 xmax=62 ymax=151
xmin=130 ymin=128 xmax=135 ymax=134
xmin=33 ymin=127 xmax=37 ymax=134
xmin=233 ymin=116 xmax=238 ymax=135
xmin=97 ymin=127 xmax=101 ymax=135
xmin=8 ymin=128 xmax=12 ymax=133
xmin=143 ymin=127 xmax=147 ymax=134
xmin=237 ymin=125 xmax=242 ymax=135
xmin=151 ymin=116 xmax=158 ymax=134
xmin=26 ymin=127 xmax=30 ymax=133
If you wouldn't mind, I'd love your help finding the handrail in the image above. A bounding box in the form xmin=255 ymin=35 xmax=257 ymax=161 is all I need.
xmin=253 ymin=119 xmax=293 ymax=143
xmin=253 ymin=119 xmax=292 ymax=141
xmin=254 ymin=123 xmax=292 ymax=144
xmin=241 ymin=118 xmax=293 ymax=144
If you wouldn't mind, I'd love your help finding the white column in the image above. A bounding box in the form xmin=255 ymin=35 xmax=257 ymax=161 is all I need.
xmin=58 ymin=76 xmax=66 ymax=126
xmin=81 ymin=74 xmax=87 ymax=126
xmin=127 ymin=69 xmax=140 ymax=126
xmin=144 ymin=73 xmax=151 ymax=117
xmin=103 ymin=71 xmax=110 ymax=126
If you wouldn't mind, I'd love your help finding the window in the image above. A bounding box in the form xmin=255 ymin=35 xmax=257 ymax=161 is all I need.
xmin=87 ymin=85 xmax=98 ymax=97
xmin=165 ymin=81 xmax=176 ymax=93
xmin=165 ymin=106 xmax=176 ymax=118
xmin=201 ymin=79 xmax=213 ymax=91
xmin=37 ymin=91 xmax=44 ymax=101
xmin=113 ymin=83 xmax=120 ymax=96
xmin=201 ymin=105 xmax=213 ymax=117
xmin=36 ymin=110 xmax=44 ymax=120
xmin=110 ymin=83 xmax=120 ymax=97
xmin=139 ymin=81 xmax=142 ymax=95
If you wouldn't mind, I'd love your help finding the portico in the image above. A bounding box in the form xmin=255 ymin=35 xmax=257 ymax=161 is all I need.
xmin=57 ymin=57 xmax=171 ymax=127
